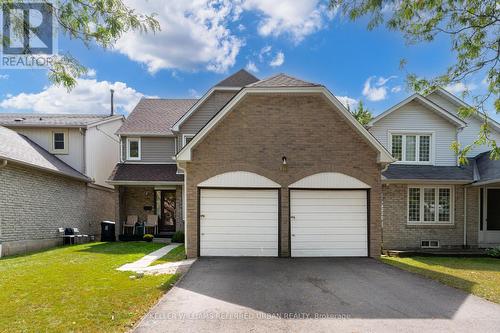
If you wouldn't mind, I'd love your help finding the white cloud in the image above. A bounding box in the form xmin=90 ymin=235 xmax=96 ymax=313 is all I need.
xmin=269 ymin=52 xmax=285 ymax=67
xmin=245 ymin=61 xmax=259 ymax=73
xmin=85 ymin=68 xmax=97 ymax=78
xmin=445 ymin=82 xmax=477 ymax=94
xmin=0 ymin=79 xmax=147 ymax=114
xmin=376 ymin=75 xmax=397 ymax=86
xmin=116 ymin=1 xmax=243 ymax=74
xmin=259 ymin=45 xmax=272 ymax=61
xmin=336 ymin=95 xmax=358 ymax=109
xmin=362 ymin=76 xmax=388 ymax=102
xmin=188 ymin=88 xmax=200 ymax=98
xmin=0 ymin=74 xmax=9 ymax=80
xmin=391 ymin=85 xmax=402 ymax=93
xmin=242 ymin=0 xmax=329 ymax=42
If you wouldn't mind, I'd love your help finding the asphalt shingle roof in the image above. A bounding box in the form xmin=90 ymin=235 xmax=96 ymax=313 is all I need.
xmin=0 ymin=126 xmax=90 ymax=181
xmin=116 ymin=99 xmax=197 ymax=136
xmin=0 ymin=114 xmax=119 ymax=127
xmin=108 ymin=164 xmax=184 ymax=182
xmin=248 ymin=73 xmax=321 ymax=88
xmin=215 ymin=69 xmax=259 ymax=87
xmin=382 ymin=164 xmax=474 ymax=181
xmin=473 ymin=151 xmax=500 ymax=183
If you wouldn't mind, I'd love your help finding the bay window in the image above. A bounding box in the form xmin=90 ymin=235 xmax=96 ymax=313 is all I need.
xmin=390 ymin=133 xmax=432 ymax=164
xmin=408 ymin=186 xmax=453 ymax=224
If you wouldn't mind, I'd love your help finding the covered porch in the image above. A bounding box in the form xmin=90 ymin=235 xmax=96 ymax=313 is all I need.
xmin=108 ymin=164 xmax=184 ymax=238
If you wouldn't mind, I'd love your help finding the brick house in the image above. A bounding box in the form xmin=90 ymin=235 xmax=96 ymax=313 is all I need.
xmin=0 ymin=114 xmax=123 ymax=256
xmin=109 ymin=70 xmax=500 ymax=258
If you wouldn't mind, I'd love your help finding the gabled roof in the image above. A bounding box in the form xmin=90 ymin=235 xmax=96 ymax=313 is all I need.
xmin=176 ymin=83 xmax=395 ymax=164
xmin=427 ymin=87 xmax=500 ymax=132
xmin=248 ymin=73 xmax=321 ymax=88
xmin=0 ymin=113 xmax=122 ymax=128
xmin=107 ymin=163 xmax=183 ymax=185
xmin=367 ymin=94 xmax=467 ymax=128
xmin=0 ymin=126 xmax=90 ymax=181
xmin=215 ymin=69 xmax=259 ymax=87
xmin=116 ymin=99 xmax=197 ymax=136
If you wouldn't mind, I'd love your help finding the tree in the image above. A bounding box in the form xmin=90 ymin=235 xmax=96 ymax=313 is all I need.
xmin=330 ymin=0 xmax=499 ymax=163
xmin=350 ymin=100 xmax=372 ymax=125
xmin=1 ymin=0 xmax=160 ymax=89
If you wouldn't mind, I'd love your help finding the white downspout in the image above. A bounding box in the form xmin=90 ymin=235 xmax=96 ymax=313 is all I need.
xmin=464 ymin=186 xmax=467 ymax=248
xmin=0 ymin=159 xmax=6 ymax=257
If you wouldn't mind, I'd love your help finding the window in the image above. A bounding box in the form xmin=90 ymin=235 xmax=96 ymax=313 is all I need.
xmin=390 ymin=133 xmax=432 ymax=164
xmin=421 ymin=240 xmax=439 ymax=248
xmin=182 ymin=134 xmax=195 ymax=148
xmin=408 ymin=186 xmax=453 ymax=224
xmin=51 ymin=130 xmax=68 ymax=154
xmin=126 ymin=138 xmax=141 ymax=160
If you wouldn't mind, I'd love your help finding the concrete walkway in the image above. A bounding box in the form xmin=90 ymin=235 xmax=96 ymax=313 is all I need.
xmin=117 ymin=243 xmax=194 ymax=275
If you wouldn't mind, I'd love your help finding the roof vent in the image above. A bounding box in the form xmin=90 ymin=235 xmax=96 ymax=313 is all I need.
xmin=14 ymin=117 xmax=25 ymax=122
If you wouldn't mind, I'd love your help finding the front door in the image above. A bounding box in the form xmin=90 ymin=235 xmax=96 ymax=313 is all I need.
xmin=480 ymin=188 xmax=500 ymax=246
xmin=159 ymin=190 xmax=176 ymax=232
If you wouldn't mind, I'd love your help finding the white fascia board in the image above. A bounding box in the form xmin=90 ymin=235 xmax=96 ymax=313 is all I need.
xmin=116 ymin=133 xmax=176 ymax=137
xmin=369 ymin=94 xmax=466 ymax=128
xmin=86 ymin=115 xmax=124 ymax=128
xmin=176 ymin=86 xmax=395 ymax=163
xmin=171 ymin=86 xmax=241 ymax=132
xmin=382 ymin=178 xmax=471 ymax=185
xmin=430 ymin=87 xmax=500 ymax=132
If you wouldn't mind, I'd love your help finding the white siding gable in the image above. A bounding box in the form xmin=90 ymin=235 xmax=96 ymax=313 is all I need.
xmin=427 ymin=92 xmax=500 ymax=157
xmin=369 ymin=100 xmax=458 ymax=166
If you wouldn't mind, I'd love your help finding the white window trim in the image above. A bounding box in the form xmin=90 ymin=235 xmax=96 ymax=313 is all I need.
xmin=50 ymin=129 xmax=69 ymax=154
xmin=126 ymin=137 xmax=141 ymax=160
xmin=389 ymin=130 xmax=435 ymax=165
xmin=407 ymin=185 xmax=454 ymax=225
xmin=182 ymin=134 xmax=195 ymax=148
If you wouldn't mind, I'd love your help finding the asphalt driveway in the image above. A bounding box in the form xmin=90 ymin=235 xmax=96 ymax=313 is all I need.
xmin=135 ymin=257 xmax=500 ymax=332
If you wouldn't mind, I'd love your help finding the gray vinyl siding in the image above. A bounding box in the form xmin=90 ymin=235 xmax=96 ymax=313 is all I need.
xmin=427 ymin=92 xmax=500 ymax=157
xmin=179 ymin=91 xmax=237 ymax=134
xmin=369 ymin=100 xmax=458 ymax=166
xmin=122 ymin=136 xmax=176 ymax=163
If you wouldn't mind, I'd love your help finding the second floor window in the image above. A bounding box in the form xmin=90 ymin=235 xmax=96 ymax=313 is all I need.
xmin=127 ymin=138 xmax=141 ymax=160
xmin=391 ymin=133 xmax=432 ymax=164
xmin=51 ymin=130 xmax=68 ymax=154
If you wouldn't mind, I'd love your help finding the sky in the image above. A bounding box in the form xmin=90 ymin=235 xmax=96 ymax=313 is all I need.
xmin=0 ymin=0 xmax=497 ymax=121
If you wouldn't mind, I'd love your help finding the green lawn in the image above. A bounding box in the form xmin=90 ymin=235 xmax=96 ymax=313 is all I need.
xmin=382 ymin=256 xmax=500 ymax=304
xmin=150 ymin=244 xmax=186 ymax=266
xmin=0 ymin=242 xmax=179 ymax=333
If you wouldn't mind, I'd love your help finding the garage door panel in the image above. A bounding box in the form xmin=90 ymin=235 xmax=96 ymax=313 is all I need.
xmin=200 ymin=189 xmax=278 ymax=257
xmin=292 ymin=248 xmax=367 ymax=257
xmin=291 ymin=190 xmax=368 ymax=257
xmin=291 ymin=191 xmax=367 ymax=199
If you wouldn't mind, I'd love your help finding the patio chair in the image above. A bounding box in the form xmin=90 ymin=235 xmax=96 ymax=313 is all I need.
xmin=123 ymin=215 xmax=137 ymax=235
xmin=145 ymin=215 xmax=158 ymax=235
xmin=58 ymin=228 xmax=75 ymax=245
xmin=73 ymin=228 xmax=89 ymax=244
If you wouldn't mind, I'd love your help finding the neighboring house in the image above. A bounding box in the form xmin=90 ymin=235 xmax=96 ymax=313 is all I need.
xmin=109 ymin=70 xmax=394 ymax=258
xmin=0 ymin=114 xmax=123 ymax=256
xmin=368 ymin=87 xmax=500 ymax=249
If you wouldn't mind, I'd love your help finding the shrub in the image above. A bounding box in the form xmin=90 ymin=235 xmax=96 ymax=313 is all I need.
xmin=143 ymin=234 xmax=154 ymax=242
xmin=171 ymin=231 xmax=184 ymax=243
xmin=486 ymin=246 xmax=500 ymax=258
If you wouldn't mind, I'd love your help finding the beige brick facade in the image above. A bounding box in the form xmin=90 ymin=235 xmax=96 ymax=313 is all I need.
xmin=183 ymin=93 xmax=384 ymax=258
xmin=0 ymin=163 xmax=116 ymax=256
xmin=381 ymin=183 xmax=479 ymax=249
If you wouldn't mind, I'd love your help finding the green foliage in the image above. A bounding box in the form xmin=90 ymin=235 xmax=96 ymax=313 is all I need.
xmin=350 ymin=100 xmax=372 ymax=125
xmin=143 ymin=234 xmax=154 ymax=242
xmin=331 ymin=0 xmax=499 ymax=162
xmin=171 ymin=231 xmax=185 ymax=243
xmin=1 ymin=0 xmax=160 ymax=90
xmin=486 ymin=246 xmax=500 ymax=258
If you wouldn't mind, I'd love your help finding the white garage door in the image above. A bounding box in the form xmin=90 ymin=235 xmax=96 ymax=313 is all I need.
xmin=290 ymin=190 xmax=368 ymax=257
xmin=200 ymin=189 xmax=279 ymax=256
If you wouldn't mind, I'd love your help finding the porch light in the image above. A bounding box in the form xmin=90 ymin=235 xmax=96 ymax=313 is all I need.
xmin=282 ymin=156 xmax=287 ymax=165
xmin=281 ymin=156 xmax=288 ymax=172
